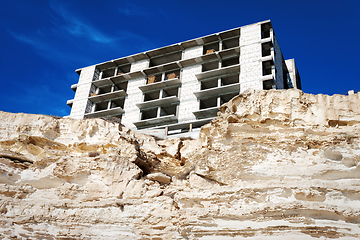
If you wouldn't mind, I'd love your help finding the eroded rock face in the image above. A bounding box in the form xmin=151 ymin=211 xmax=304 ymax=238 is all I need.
xmin=0 ymin=89 xmax=360 ymax=239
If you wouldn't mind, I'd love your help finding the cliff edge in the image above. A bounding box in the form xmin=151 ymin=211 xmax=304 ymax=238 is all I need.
xmin=0 ymin=89 xmax=360 ymax=239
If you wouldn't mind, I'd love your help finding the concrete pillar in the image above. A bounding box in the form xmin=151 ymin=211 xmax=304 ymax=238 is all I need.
xmin=239 ymin=23 xmax=263 ymax=92
xmin=157 ymin=107 xmax=161 ymax=118
xmin=91 ymin=103 xmax=96 ymax=113
xmin=122 ymin=59 xmax=149 ymax=130
xmin=69 ymin=65 xmax=97 ymax=119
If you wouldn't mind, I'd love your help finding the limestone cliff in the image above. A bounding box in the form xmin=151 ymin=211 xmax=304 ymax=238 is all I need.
xmin=0 ymin=89 xmax=360 ymax=239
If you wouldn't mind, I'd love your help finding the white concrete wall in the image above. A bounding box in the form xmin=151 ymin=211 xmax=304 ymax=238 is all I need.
xmin=183 ymin=45 xmax=203 ymax=60
xmin=177 ymin=46 xmax=203 ymax=122
xmin=130 ymin=59 xmax=149 ymax=72
xmin=121 ymin=77 xmax=146 ymax=130
xmin=122 ymin=59 xmax=150 ymax=130
xmin=239 ymin=24 xmax=263 ymax=92
xmin=178 ymin=65 xmax=202 ymax=122
xmin=69 ymin=65 xmax=96 ymax=119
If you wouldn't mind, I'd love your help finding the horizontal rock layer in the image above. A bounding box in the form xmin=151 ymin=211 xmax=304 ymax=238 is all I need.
xmin=0 ymin=89 xmax=360 ymax=239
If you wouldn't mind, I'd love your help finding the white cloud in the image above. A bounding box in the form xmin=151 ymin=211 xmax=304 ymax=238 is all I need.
xmin=50 ymin=0 xmax=115 ymax=43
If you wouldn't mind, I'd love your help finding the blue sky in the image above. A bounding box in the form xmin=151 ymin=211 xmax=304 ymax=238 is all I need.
xmin=1 ymin=0 xmax=359 ymax=117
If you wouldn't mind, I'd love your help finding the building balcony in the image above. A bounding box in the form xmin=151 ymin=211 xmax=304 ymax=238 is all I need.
xmin=179 ymin=46 xmax=240 ymax=68
xmin=71 ymin=84 xmax=77 ymax=92
xmin=143 ymin=62 xmax=180 ymax=76
xmin=152 ymin=117 xmax=215 ymax=131
xmin=66 ymin=99 xmax=73 ymax=107
xmin=193 ymin=107 xmax=219 ymax=119
xmin=193 ymin=83 xmax=240 ymax=98
xmin=136 ymin=96 xmax=180 ymax=109
xmin=84 ymin=107 xmax=124 ymax=118
xmin=92 ymin=71 xmax=143 ymax=88
xmin=195 ymin=64 xmax=240 ymax=80
xmin=139 ymin=78 xmax=181 ymax=92
xmin=134 ymin=115 xmax=177 ymax=129
xmin=88 ymin=90 xmax=127 ymax=103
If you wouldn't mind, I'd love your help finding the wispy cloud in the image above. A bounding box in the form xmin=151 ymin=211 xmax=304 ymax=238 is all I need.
xmin=7 ymin=27 xmax=89 ymax=65
xmin=118 ymin=3 xmax=145 ymax=16
xmin=49 ymin=0 xmax=115 ymax=44
xmin=117 ymin=2 xmax=171 ymax=21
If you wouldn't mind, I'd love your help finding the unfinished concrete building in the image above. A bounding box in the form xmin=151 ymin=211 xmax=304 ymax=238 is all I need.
xmin=67 ymin=20 xmax=301 ymax=138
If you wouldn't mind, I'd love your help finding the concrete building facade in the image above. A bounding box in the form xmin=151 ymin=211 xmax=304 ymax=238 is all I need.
xmin=67 ymin=20 xmax=301 ymax=137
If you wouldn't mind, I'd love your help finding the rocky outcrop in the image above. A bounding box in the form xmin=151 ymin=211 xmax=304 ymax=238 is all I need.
xmin=0 ymin=89 xmax=360 ymax=239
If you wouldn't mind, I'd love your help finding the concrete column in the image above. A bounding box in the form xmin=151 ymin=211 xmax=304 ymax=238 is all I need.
xmin=69 ymin=65 xmax=97 ymax=119
xmin=107 ymin=100 xmax=112 ymax=109
xmin=239 ymin=24 xmax=263 ymax=92
xmin=218 ymin=77 xmax=221 ymax=87
xmin=161 ymin=72 xmax=166 ymax=82
xmin=157 ymin=107 xmax=161 ymax=118
xmin=114 ymin=67 xmax=119 ymax=76
xmin=271 ymin=65 xmax=276 ymax=89
xmin=219 ymin=41 xmax=223 ymax=51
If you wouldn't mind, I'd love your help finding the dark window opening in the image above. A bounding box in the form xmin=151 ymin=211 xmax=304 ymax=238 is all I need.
xmin=117 ymin=64 xmax=131 ymax=75
xmin=221 ymin=57 xmax=239 ymax=68
xmin=262 ymin=61 xmax=273 ymax=76
xmin=141 ymin=108 xmax=157 ymax=120
xmin=296 ymin=71 xmax=302 ymax=90
xmin=162 ymin=87 xmax=178 ymax=98
xmin=102 ymin=68 xmax=116 ymax=79
xmin=261 ymin=23 xmax=272 ymax=39
xmin=200 ymin=97 xmax=217 ymax=109
xmin=263 ymin=80 xmax=275 ymax=90
xmin=97 ymin=86 xmax=111 ymax=95
xmin=111 ymin=98 xmax=125 ymax=109
xmin=220 ymin=93 xmax=238 ymax=104
xmin=201 ymin=78 xmax=218 ymax=90
xmin=202 ymin=61 xmax=219 ymax=72
xmin=160 ymin=105 xmax=177 ymax=117
xmin=222 ymin=38 xmax=239 ymax=50
xmin=144 ymin=91 xmax=160 ymax=102
xmin=221 ymin=74 xmax=239 ymax=86
xmin=262 ymin=42 xmax=273 ymax=57
xmin=117 ymin=82 xmax=128 ymax=92
xmin=95 ymin=102 xmax=108 ymax=111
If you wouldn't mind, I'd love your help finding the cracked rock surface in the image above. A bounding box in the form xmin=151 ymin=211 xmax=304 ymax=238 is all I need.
xmin=0 ymin=89 xmax=360 ymax=239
